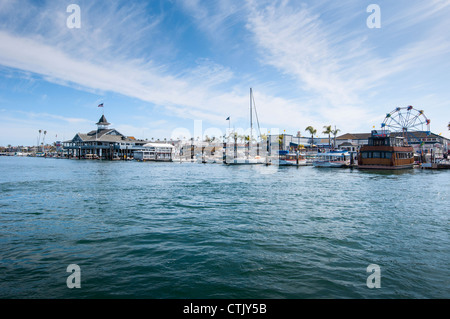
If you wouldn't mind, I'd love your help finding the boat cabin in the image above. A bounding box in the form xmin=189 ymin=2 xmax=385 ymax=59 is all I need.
xmin=358 ymin=130 xmax=414 ymax=169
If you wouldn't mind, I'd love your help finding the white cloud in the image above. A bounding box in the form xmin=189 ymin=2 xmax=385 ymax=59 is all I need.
xmin=0 ymin=110 xmax=92 ymax=145
xmin=177 ymin=0 xmax=246 ymax=40
xmin=1 ymin=0 xmax=449 ymax=144
xmin=244 ymin=0 xmax=450 ymax=134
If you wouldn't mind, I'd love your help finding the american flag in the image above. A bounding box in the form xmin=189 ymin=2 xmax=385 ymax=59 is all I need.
xmin=98 ymin=103 xmax=104 ymax=107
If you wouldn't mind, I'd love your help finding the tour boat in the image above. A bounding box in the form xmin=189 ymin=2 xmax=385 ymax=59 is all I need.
xmin=358 ymin=130 xmax=414 ymax=170
xmin=313 ymin=150 xmax=351 ymax=168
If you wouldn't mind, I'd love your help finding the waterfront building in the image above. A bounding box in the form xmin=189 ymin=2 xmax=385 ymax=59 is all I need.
xmin=62 ymin=115 xmax=147 ymax=159
xmin=267 ymin=134 xmax=310 ymax=152
xmin=133 ymin=143 xmax=174 ymax=161
xmin=335 ymin=133 xmax=372 ymax=151
xmin=400 ymin=131 xmax=449 ymax=157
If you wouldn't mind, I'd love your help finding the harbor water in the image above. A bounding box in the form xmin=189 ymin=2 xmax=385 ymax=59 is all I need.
xmin=0 ymin=156 xmax=449 ymax=299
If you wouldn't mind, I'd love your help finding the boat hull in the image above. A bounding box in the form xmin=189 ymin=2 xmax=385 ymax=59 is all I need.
xmin=226 ymin=159 xmax=264 ymax=165
xmin=357 ymin=164 xmax=414 ymax=170
xmin=278 ymin=159 xmax=307 ymax=166
xmin=313 ymin=161 xmax=350 ymax=168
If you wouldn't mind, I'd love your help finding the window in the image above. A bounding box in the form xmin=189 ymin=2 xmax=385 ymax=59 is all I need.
xmin=373 ymin=152 xmax=381 ymax=158
xmin=373 ymin=139 xmax=386 ymax=146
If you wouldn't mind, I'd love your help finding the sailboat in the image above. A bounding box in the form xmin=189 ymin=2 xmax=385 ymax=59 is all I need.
xmin=225 ymin=88 xmax=265 ymax=165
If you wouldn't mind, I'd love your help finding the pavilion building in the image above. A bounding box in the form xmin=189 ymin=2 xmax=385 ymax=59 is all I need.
xmin=62 ymin=115 xmax=147 ymax=159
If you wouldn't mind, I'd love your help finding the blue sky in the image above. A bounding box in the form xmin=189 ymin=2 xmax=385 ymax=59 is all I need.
xmin=0 ymin=0 xmax=449 ymax=146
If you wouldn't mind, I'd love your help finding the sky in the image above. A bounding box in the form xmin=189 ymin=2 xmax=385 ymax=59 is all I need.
xmin=0 ymin=0 xmax=449 ymax=146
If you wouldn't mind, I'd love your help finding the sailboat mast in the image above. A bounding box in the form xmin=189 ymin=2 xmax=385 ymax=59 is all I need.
xmin=250 ymin=88 xmax=253 ymax=144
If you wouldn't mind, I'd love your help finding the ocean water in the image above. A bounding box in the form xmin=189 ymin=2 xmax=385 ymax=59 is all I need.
xmin=0 ymin=156 xmax=448 ymax=299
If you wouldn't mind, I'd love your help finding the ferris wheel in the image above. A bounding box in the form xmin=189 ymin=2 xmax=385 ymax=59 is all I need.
xmin=381 ymin=106 xmax=430 ymax=139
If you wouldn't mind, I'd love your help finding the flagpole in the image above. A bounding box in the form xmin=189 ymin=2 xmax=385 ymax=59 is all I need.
xmin=226 ymin=116 xmax=231 ymax=135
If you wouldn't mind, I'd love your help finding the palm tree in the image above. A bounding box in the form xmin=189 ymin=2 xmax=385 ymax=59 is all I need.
xmin=42 ymin=130 xmax=47 ymax=153
xmin=331 ymin=127 xmax=341 ymax=149
xmin=258 ymin=133 xmax=266 ymax=141
xmin=305 ymin=126 xmax=317 ymax=148
xmin=278 ymin=134 xmax=284 ymax=150
xmin=38 ymin=130 xmax=42 ymax=152
xmin=244 ymin=135 xmax=251 ymax=157
xmin=323 ymin=125 xmax=332 ymax=149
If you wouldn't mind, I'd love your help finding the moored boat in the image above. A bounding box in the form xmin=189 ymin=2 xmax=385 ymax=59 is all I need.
xmin=358 ymin=130 xmax=414 ymax=170
xmin=226 ymin=156 xmax=264 ymax=165
xmin=277 ymin=150 xmax=307 ymax=166
xmin=313 ymin=150 xmax=350 ymax=168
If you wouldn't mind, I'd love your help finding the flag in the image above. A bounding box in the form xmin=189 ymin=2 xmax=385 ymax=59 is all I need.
xmin=98 ymin=103 xmax=104 ymax=107
xmin=226 ymin=117 xmax=230 ymax=120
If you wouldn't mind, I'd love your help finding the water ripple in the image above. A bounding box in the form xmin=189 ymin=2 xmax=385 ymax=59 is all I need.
xmin=0 ymin=157 xmax=449 ymax=298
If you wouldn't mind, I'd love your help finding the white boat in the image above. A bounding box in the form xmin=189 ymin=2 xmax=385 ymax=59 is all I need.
xmin=313 ymin=150 xmax=350 ymax=168
xmin=226 ymin=88 xmax=265 ymax=165
xmin=226 ymin=156 xmax=264 ymax=165
xmin=276 ymin=151 xmax=307 ymax=166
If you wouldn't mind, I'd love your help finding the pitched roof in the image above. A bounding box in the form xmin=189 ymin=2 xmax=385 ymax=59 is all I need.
xmin=70 ymin=129 xmax=128 ymax=143
xmin=336 ymin=133 xmax=371 ymax=140
xmin=96 ymin=115 xmax=110 ymax=126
